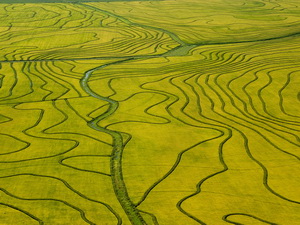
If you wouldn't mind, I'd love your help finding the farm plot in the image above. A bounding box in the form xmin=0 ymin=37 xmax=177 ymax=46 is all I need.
xmin=0 ymin=0 xmax=299 ymax=225
xmin=0 ymin=3 xmax=178 ymax=61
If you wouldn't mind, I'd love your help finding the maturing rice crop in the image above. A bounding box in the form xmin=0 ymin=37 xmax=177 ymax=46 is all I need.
xmin=0 ymin=0 xmax=299 ymax=224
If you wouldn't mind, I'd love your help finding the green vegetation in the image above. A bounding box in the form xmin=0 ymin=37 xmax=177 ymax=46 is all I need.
xmin=0 ymin=0 xmax=299 ymax=224
xmin=90 ymin=0 xmax=300 ymax=44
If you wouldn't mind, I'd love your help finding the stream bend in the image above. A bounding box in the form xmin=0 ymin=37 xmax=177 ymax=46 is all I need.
xmin=80 ymin=58 xmax=147 ymax=225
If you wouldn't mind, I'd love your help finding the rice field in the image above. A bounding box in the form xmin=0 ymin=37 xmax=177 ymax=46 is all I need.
xmin=0 ymin=0 xmax=299 ymax=224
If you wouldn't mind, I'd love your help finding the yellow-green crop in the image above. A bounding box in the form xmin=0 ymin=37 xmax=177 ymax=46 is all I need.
xmin=0 ymin=0 xmax=299 ymax=224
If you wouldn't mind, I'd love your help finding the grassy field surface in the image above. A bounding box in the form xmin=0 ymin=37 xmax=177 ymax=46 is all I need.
xmin=0 ymin=0 xmax=299 ymax=224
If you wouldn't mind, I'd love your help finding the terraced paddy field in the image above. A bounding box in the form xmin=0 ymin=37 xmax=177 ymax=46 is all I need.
xmin=0 ymin=0 xmax=299 ymax=224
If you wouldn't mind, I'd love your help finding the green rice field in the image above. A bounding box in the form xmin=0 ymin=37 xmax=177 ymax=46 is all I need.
xmin=0 ymin=0 xmax=299 ymax=224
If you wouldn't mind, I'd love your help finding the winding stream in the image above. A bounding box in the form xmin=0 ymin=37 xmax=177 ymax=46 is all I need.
xmin=77 ymin=2 xmax=197 ymax=219
xmin=80 ymin=59 xmax=148 ymax=225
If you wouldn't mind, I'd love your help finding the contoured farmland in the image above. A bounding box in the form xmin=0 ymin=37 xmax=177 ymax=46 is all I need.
xmin=0 ymin=0 xmax=299 ymax=224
